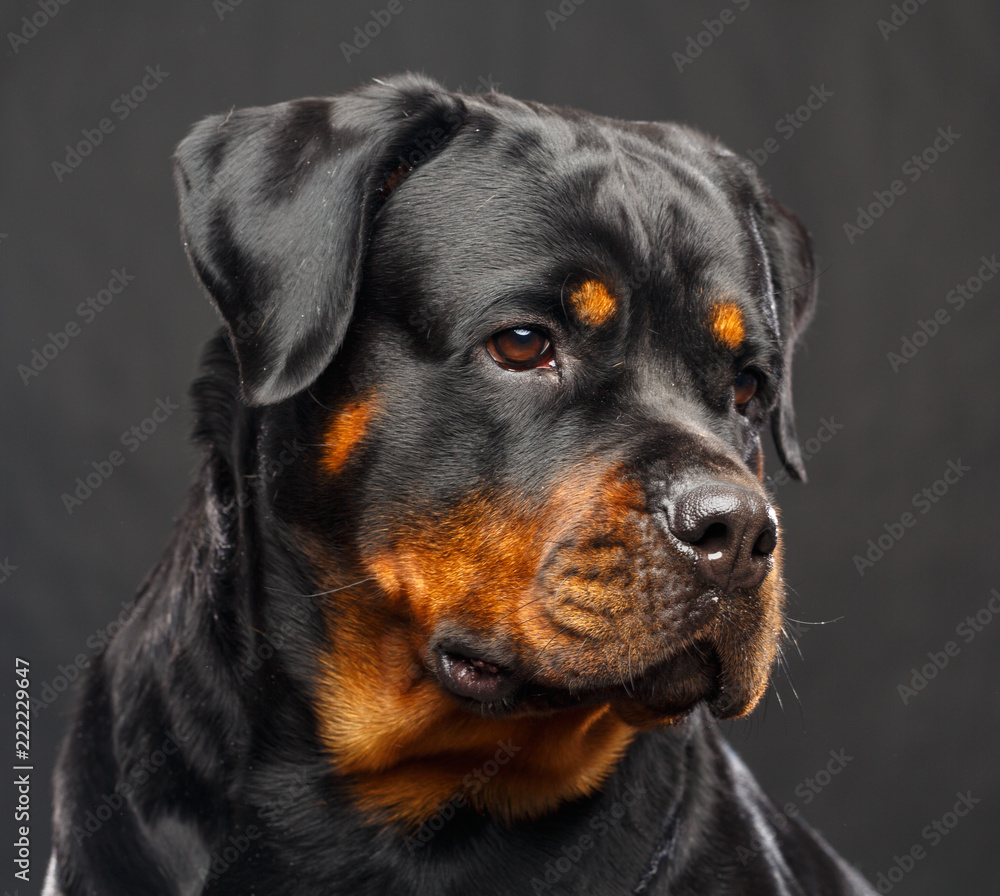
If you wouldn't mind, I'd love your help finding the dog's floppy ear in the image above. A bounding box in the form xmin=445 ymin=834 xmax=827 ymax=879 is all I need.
xmin=761 ymin=199 xmax=818 ymax=482
xmin=173 ymin=75 xmax=465 ymax=405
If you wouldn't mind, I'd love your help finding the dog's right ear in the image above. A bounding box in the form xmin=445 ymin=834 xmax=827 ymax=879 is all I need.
xmin=760 ymin=199 xmax=818 ymax=483
xmin=173 ymin=75 xmax=465 ymax=406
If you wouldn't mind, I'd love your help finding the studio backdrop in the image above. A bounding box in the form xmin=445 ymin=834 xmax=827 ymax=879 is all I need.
xmin=2 ymin=2 xmax=997 ymax=893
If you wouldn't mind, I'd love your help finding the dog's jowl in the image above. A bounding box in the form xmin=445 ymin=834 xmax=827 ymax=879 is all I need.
xmin=45 ymin=75 xmax=876 ymax=895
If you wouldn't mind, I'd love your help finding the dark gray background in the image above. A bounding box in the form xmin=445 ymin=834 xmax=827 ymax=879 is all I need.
xmin=2 ymin=1 xmax=998 ymax=893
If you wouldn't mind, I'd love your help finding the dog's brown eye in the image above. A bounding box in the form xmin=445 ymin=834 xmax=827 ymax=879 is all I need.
xmin=734 ymin=370 xmax=759 ymax=407
xmin=487 ymin=327 xmax=555 ymax=370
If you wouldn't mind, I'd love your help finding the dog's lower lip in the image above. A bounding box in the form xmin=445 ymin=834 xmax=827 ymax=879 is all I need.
xmin=435 ymin=648 xmax=520 ymax=702
xmin=529 ymin=641 xmax=724 ymax=715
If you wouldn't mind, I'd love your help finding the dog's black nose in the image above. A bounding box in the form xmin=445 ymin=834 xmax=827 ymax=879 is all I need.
xmin=668 ymin=483 xmax=778 ymax=592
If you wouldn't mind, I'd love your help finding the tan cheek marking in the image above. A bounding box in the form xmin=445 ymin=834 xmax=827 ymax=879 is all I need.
xmin=309 ymin=466 xmax=645 ymax=825
xmin=708 ymin=300 xmax=746 ymax=350
xmin=315 ymin=587 xmax=639 ymax=825
xmin=569 ymin=279 xmax=618 ymax=327
xmin=320 ymin=397 xmax=376 ymax=476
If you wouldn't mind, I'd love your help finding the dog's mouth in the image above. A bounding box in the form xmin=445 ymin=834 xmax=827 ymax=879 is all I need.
xmin=434 ymin=647 xmax=521 ymax=703
xmin=431 ymin=638 xmax=725 ymax=721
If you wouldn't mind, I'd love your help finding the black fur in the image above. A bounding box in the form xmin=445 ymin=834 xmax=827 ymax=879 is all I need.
xmin=45 ymin=75 xmax=873 ymax=895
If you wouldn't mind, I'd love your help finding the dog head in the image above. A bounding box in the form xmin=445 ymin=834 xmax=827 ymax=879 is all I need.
xmin=174 ymin=74 xmax=816 ymax=824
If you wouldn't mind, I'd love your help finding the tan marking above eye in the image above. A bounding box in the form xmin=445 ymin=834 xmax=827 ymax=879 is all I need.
xmin=320 ymin=397 xmax=377 ymax=476
xmin=708 ymin=300 xmax=746 ymax=350
xmin=568 ymin=279 xmax=618 ymax=327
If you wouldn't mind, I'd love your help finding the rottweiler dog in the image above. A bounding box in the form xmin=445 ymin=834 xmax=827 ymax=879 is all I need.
xmin=45 ymin=74 xmax=875 ymax=895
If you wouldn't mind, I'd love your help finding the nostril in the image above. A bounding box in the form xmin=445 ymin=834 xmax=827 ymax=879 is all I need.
xmin=695 ymin=521 xmax=729 ymax=555
xmin=752 ymin=526 xmax=777 ymax=557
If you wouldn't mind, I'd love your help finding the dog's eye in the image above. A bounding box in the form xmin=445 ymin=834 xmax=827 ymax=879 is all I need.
xmin=734 ymin=370 xmax=759 ymax=408
xmin=487 ymin=328 xmax=555 ymax=370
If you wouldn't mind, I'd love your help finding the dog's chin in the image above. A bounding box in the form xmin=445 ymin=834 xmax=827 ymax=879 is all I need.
xmin=430 ymin=640 xmax=750 ymax=726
